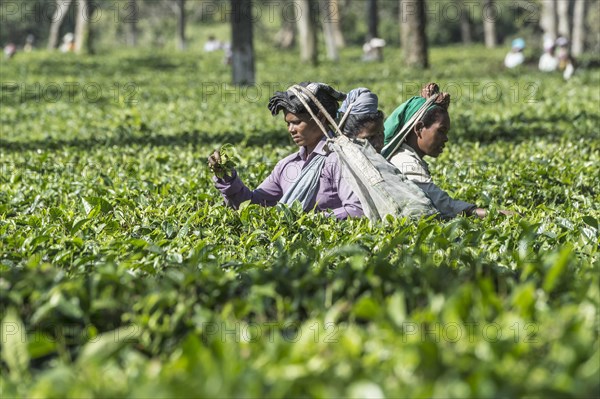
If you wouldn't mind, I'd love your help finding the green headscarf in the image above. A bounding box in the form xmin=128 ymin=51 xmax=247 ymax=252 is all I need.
xmin=381 ymin=96 xmax=429 ymax=158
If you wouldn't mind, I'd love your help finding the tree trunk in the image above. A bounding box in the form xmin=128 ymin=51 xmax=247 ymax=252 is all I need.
xmin=231 ymin=0 xmax=255 ymax=85
xmin=367 ymin=0 xmax=378 ymax=39
xmin=74 ymin=0 xmax=89 ymax=54
xmin=126 ymin=0 xmax=138 ymax=47
xmin=297 ymin=0 xmax=317 ymax=65
xmin=540 ymin=0 xmax=558 ymax=40
xmin=571 ymin=0 xmax=586 ymax=56
xmin=321 ymin=0 xmax=339 ymax=61
xmin=483 ymin=0 xmax=497 ymax=48
xmin=176 ymin=0 xmax=186 ymax=50
xmin=47 ymin=0 xmax=73 ymax=50
xmin=458 ymin=0 xmax=472 ymax=44
xmin=275 ymin=0 xmax=296 ymax=49
xmin=399 ymin=0 xmax=428 ymax=68
xmin=557 ymin=0 xmax=570 ymax=38
xmin=329 ymin=0 xmax=345 ymax=48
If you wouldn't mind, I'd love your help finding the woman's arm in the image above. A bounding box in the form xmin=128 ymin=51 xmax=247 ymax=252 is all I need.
xmin=415 ymin=181 xmax=477 ymax=220
xmin=213 ymin=169 xmax=285 ymax=209
xmin=209 ymin=150 xmax=285 ymax=209
xmin=416 ymin=182 xmax=518 ymax=219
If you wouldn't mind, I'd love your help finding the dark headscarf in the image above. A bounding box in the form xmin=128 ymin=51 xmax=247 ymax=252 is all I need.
xmin=268 ymin=82 xmax=346 ymax=119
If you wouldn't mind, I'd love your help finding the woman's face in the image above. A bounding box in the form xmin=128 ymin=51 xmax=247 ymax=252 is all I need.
xmin=284 ymin=112 xmax=323 ymax=151
xmin=416 ymin=112 xmax=450 ymax=158
xmin=357 ymin=120 xmax=384 ymax=153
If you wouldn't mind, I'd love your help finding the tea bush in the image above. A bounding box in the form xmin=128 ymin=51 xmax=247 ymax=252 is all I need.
xmin=1 ymin=45 xmax=598 ymax=398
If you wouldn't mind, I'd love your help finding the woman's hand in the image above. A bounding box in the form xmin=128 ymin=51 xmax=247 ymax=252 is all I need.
xmin=207 ymin=149 xmax=221 ymax=168
xmin=208 ymin=149 xmax=234 ymax=179
xmin=499 ymin=209 xmax=522 ymax=217
xmin=468 ymin=208 xmax=521 ymax=219
xmin=471 ymin=207 xmax=487 ymax=219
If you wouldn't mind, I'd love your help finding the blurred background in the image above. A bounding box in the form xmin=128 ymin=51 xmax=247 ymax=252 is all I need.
xmin=2 ymin=0 xmax=599 ymax=78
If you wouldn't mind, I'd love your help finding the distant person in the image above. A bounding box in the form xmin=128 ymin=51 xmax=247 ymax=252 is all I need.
xmin=24 ymin=34 xmax=35 ymax=53
xmin=555 ymin=36 xmax=570 ymax=69
xmin=562 ymin=56 xmax=575 ymax=80
xmin=4 ymin=43 xmax=17 ymax=59
xmin=222 ymin=42 xmax=232 ymax=65
xmin=60 ymin=33 xmax=75 ymax=53
xmin=539 ymin=37 xmax=559 ymax=72
xmin=504 ymin=38 xmax=525 ymax=69
xmin=556 ymin=36 xmax=575 ymax=80
xmin=338 ymin=88 xmax=385 ymax=152
xmin=203 ymin=35 xmax=221 ymax=52
xmin=362 ymin=37 xmax=386 ymax=62
xmin=382 ymin=83 xmax=516 ymax=219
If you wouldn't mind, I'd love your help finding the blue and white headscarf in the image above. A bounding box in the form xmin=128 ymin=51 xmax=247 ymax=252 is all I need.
xmin=338 ymin=88 xmax=379 ymax=116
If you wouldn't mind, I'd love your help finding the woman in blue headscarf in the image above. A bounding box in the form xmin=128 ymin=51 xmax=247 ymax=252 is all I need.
xmin=338 ymin=88 xmax=385 ymax=152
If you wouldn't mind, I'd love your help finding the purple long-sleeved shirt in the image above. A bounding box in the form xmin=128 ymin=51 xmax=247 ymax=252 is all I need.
xmin=213 ymin=138 xmax=363 ymax=219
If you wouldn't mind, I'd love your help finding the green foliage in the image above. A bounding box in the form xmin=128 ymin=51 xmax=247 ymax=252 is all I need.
xmin=0 ymin=46 xmax=599 ymax=398
xmin=209 ymin=143 xmax=240 ymax=179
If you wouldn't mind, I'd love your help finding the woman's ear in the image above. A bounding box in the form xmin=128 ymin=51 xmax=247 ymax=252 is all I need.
xmin=414 ymin=121 xmax=424 ymax=137
xmin=316 ymin=111 xmax=329 ymax=125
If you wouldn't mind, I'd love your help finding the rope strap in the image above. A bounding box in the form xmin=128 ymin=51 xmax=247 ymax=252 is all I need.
xmin=337 ymin=103 xmax=354 ymax=131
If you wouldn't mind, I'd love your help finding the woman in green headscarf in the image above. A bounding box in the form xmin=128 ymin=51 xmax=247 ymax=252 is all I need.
xmin=381 ymin=83 xmax=511 ymax=219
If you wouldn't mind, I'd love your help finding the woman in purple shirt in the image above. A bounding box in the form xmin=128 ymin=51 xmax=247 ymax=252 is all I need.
xmin=208 ymin=82 xmax=364 ymax=219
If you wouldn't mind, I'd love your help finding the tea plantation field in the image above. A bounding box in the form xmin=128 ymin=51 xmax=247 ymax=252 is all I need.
xmin=1 ymin=46 xmax=599 ymax=398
